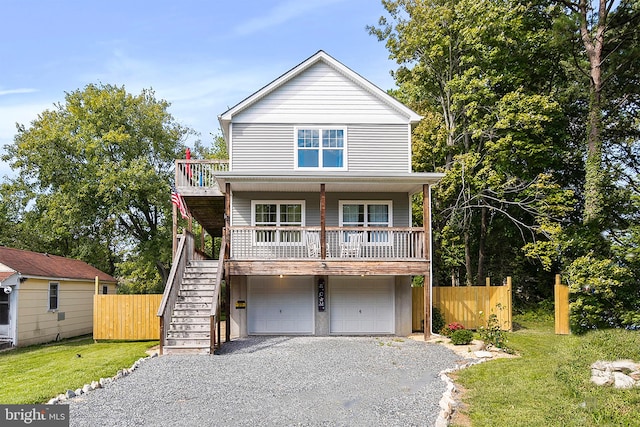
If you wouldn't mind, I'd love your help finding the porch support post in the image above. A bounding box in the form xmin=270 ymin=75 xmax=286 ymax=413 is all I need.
xmin=423 ymin=184 xmax=432 ymax=340
xmin=320 ymin=184 xmax=326 ymax=259
xmin=225 ymin=182 xmax=231 ymax=343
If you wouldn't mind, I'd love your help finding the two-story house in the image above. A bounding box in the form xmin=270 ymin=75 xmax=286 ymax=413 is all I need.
xmin=158 ymin=51 xmax=443 ymax=354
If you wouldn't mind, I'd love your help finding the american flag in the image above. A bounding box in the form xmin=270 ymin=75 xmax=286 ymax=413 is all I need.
xmin=171 ymin=185 xmax=189 ymax=219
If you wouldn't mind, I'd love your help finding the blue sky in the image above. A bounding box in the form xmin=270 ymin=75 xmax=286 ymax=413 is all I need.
xmin=0 ymin=0 xmax=398 ymax=178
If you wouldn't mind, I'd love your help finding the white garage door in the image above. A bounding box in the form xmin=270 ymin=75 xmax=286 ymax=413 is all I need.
xmin=330 ymin=277 xmax=394 ymax=334
xmin=248 ymin=277 xmax=314 ymax=334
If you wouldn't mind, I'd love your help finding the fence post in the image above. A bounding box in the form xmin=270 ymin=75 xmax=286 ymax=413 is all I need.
xmin=506 ymin=276 xmax=513 ymax=331
xmin=554 ymin=274 xmax=570 ymax=335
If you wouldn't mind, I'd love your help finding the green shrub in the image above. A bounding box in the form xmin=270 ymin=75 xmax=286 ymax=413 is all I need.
xmin=432 ymin=307 xmax=445 ymax=333
xmin=567 ymin=254 xmax=640 ymax=334
xmin=440 ymin=322 xmax=464 ymax=337
xmin=450 ymin=329 xmax=474 ymax=345
xmin=440 ymin=326 xmax=452 ymax=336
xmin=478 ymin=311 xmax=509 ymax=350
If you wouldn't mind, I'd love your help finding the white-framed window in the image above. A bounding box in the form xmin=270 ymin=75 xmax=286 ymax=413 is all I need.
xmin=48 ymin=282 xmax=59 ymax=311
xmin=339 ymin=201 xmax=393 ymax=244
xmin=252 ymin=200 xmax=305 ymax=244
xmin=295 ymin=127 xmax=346 ymax=169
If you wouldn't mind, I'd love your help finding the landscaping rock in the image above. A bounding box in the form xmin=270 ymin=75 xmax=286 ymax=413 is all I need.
xmin=611 ymin=360 xmax=639 ymax=372
xmin=82 ymin=384 xmax=92 ymax=394
xmin=591 ymin=360 xmax=610 ymax=371
xmin=65 ymin=390 xmax=76 ymax=399
xmin=613 ymin=372 xmax=635 ymax=389
xmin=590 ymin=360 xmax=640 ymax=389
xmin=474 ymin=350 xmax=493 ymax=359
xmin=591 ymin=374 xmax=613 ymax=386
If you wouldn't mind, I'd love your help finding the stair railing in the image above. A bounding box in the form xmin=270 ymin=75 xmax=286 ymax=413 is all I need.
xmin=158 ymin=231 xmax=196 ymax=355
xmin=209 ymin=231 xmax=227 ymax=353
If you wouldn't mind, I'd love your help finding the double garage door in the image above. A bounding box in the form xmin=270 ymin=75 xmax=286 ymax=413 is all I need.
xmin=247 ymin=276 xmax=394 ymax=335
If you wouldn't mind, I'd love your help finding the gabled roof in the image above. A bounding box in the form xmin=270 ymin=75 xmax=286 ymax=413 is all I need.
xmin=218 ymin=50 xmax=422 ymax=138
xmin=0 ymin=246 xmax=116 ymax=282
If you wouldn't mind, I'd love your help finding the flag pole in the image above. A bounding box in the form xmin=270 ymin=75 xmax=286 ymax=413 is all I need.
xmin=172 ymin=203 xmax=177 ymax=261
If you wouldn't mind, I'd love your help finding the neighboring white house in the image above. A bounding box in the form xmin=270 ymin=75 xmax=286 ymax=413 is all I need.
xmin=0 ymin=246 xmax=117 ymax=347
xmin=161 ymin=51 xmax=443 ymax=353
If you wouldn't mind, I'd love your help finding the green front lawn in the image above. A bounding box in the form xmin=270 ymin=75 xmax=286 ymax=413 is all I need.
xmin=452 ymin=318 xmax=640 ymax=426
xmin=0 ymin=338 xmax=157 ymax=404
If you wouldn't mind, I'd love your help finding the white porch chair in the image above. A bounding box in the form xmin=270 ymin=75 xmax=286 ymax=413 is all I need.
xmin=340 ymin=232 xmax=363 ymax=258
xmin=306 ymin=232 xmax=321 ymax=258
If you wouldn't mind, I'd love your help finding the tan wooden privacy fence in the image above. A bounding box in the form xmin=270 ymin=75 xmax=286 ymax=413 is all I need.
xmin=413 ymin=278 xmax=513 ymax=332
xmin=412 ymin=287 xmax=425 ymax=332
xmin=554 ymin=274 xmax=570 ymax=335
xmin=93 ymin=294 xmax=163 ymax=340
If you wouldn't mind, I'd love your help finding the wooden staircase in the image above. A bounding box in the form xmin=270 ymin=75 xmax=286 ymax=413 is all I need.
xmin=163 ymin=260 xmax=219 ymax=354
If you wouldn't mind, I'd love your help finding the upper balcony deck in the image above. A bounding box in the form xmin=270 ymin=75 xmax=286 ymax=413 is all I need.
xmin=175 ymin=159 xmax=229 ymax=197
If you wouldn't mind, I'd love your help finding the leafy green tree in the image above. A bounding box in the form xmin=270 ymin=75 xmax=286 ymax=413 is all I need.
xmin=2 ymin=83 xmax=193 ymax=292
xmin=555 ymin=0 xmax=640 ymax=225
xmin=371 ymin=0 xmax=575 ymax=287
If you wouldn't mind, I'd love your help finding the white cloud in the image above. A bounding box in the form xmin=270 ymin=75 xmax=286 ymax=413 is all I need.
xmin=233 ymin=0 xmax=346 ymax=36
xmin=0 ymin=88 xmax=38 ymax=96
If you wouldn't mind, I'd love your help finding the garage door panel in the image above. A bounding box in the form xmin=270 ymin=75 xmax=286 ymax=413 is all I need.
xmin=330 ymin=277 xmax=394 ymax=334
xmin=248 ymin=277 xmax=314 ymax=334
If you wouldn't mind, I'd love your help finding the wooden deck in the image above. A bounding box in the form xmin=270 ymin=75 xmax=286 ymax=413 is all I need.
xmin=175 ymin=159 xmax=431 ymax=276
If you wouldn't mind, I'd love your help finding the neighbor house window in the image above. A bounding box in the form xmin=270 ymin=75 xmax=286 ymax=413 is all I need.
xmin=49 ymin=282 xmax=59 ymax=311
xmin=252 ymin=201 xmax=305 ymax=243
xmin=102 ymin=285 xmax=108 ymax=295
xmin=296 ymin=128 xmax=345 ymax=169
xmin=339 ymin=201 xmax=392 ymax=243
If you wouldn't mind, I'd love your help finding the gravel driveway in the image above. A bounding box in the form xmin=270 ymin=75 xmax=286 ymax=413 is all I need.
xmin=67 ymin=336 xmax=462 ymax=426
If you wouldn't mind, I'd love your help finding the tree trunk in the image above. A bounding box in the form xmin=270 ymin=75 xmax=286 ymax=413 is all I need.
xmin=579 ymin=0 xmax=610 ymax=224
xmin=464 ymin=229 xmax=473 ymax=286
xmin=157 ymin=261 xmax=169 ymax=288
xmin=477 ymin=206 xmax=487 ymax=285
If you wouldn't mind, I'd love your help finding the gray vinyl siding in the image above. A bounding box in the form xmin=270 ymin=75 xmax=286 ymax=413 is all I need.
xmin=232 ymin=192 xmax=321 ymax=226
xmin=231 ymin=124 xmax=293 ymax=171
xmin=233 ymin=61 xmax=408 ymax=125
xmin=231 ymin=123 xmax=410 ymax=173
xmin=347 ymin=125 xmax=410 ymax=173
xmin=231 ymin=192 xmax=410 ymax=227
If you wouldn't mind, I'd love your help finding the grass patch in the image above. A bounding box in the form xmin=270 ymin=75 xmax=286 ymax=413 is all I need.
xmin=0 ymin=337 xmax=157 ymax=404
xmin=452 ymin=317 xmax=640 ymax=427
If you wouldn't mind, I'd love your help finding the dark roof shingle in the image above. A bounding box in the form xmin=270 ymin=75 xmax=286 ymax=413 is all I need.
xmin=0 ymin=247 xmax=116 ymax=282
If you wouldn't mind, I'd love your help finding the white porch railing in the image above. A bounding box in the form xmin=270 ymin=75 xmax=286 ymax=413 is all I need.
xmin=175 ymin=159 xmax=229 ymax=189
xmin=229 ymin=226 xmax=425 ymax=260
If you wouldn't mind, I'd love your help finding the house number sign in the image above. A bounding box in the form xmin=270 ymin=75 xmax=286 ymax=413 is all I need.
xmin=318 ymin=280 xmax=325 ymax=312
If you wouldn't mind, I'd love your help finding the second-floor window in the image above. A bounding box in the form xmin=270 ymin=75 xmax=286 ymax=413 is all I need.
xmin=296 ymin=128 xmax=345 ymax=169
xmin=252 ymin=201 xmax=305 ymax=243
